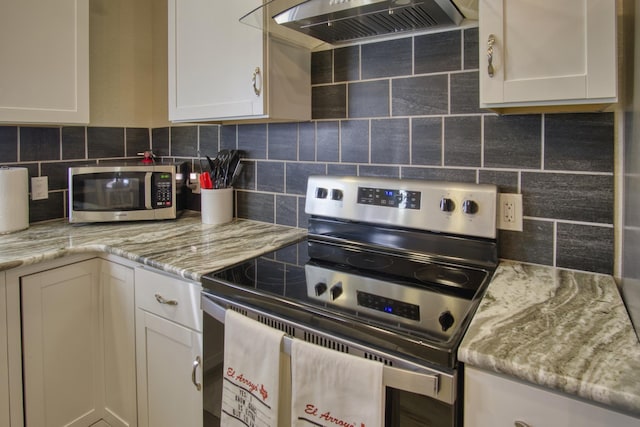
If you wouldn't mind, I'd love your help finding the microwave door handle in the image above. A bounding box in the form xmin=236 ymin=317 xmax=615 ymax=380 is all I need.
xmin=144 ymin=172 xmax=153 ymax=209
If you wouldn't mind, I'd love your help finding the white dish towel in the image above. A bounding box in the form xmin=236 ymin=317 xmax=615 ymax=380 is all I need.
xmin=291 ymin=338 xmax=384 ymax=427
xmin=221 ymin=309 xmax=285 ymax=427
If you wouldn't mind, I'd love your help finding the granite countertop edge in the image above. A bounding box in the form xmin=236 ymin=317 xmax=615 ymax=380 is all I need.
xmin=458 ymin=260 xmax=640 ymax=417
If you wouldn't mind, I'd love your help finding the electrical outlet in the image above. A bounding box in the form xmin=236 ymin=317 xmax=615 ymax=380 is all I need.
xmin=497 ymin=193 xmax=523 ymax=231
xmin=31 ymin=176 xmax=49 ymax=200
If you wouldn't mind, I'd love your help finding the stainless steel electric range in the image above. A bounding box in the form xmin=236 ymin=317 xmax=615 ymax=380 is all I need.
xmin=201 ymin=175 xmax=499 ymax=426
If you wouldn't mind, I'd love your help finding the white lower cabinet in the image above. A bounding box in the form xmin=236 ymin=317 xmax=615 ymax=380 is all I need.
xmin=19 ymin=257 xmax=136 ymax=427
xmin=134 ymin=267 xmax=203 ymax=427
xmin=0 ymin=272 xmax=9 ymax=427
xmin=464 ymin=366 xmax=639 ymax=427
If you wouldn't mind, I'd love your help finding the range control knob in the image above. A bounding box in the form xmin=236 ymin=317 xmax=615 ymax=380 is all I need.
xmin=330 ymin=283 xmax=343 ymax=300
xmin=438 ymin=311 xmax=455 ymax=332
xmin=439 ymin=197 xmax=455 ymax=212
xmin=331 ymin=189 xmax=344 ymax=201
xmin=314 ymin=282 xmax=328 ymax=296
xmin=462 ymin=199 xmax=478 ymax=214
xmin=316 ymin=187 xmax=328 ymax=199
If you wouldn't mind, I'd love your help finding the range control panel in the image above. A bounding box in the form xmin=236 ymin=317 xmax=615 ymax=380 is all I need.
xmin=305 ymin=175 xmax=498 ymax=239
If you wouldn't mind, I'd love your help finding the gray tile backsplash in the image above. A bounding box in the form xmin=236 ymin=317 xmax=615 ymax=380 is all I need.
xmin=0 ymin=26 xmax=616 ymax=275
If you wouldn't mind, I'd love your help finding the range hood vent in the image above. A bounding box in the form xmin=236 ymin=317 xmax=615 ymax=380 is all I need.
xmin=244 ymin=0 xmax=467 ymax=45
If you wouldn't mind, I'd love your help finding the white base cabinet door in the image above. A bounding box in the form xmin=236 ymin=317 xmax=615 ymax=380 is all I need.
xmin=134 ymin=267 xmax=202 ymax=427
xmin=21 ymin=259 xmax=103 ymax=427
xmin=464 ymin=366 xmax=640 ymax=427
xmin=0 ymin=273 xmax=9 ymax=427
xmin=0 ymin=0 xmax=89 ymax=124
xmin=479 ymin=0 xmax=616 ymax=111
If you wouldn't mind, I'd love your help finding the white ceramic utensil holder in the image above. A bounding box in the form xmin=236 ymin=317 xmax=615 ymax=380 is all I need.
xmin=201 ymin=187 xmax=234 ymax=225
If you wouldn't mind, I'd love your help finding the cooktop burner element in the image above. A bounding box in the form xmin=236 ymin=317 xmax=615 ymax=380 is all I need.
xmin=202 ymin=176 xmax=499 ymax=368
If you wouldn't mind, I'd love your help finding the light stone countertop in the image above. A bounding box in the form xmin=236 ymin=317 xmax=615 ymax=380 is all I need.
xmin=0 ymin=211 xmax=306 ymax=281
xmin=459 ymin=260 xmax=640 ymax=416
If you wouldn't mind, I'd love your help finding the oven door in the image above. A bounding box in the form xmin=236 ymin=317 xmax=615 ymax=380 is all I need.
xmin=201 ymin=293 xmax=461 ymax=427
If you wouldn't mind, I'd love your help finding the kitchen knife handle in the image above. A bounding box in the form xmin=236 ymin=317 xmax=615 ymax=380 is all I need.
xmin=192 ymin=356 xmax=202 ymax=391
xmin=487 ymin=34 xmax=496 ymax=77
xmin=154 ymin=293 xmax=178 ymax=306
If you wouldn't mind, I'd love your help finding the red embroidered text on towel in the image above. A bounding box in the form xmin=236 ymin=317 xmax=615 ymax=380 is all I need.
xmin=301 ymin=403 xmax=368 ymax=427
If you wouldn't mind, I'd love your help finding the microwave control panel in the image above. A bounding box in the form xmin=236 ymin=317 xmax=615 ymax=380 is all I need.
xmin=152 ymin=172 xmax=173 ymax=208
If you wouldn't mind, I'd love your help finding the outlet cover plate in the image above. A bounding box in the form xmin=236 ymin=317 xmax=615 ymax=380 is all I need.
xmin=498 ymin=193 xmax=523 ymax=231
xmin=31 ymin=176 xmax=49 ymax=200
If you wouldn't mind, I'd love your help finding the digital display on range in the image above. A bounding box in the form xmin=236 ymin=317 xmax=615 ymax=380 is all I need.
xmin=357 ymin=291 xmax=420 ymax=321
xmin=357 ymin=187 xmax=421 ymax=209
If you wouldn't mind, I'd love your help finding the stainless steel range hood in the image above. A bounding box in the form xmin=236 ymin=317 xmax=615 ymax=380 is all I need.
xmin=242 ymin=0 xmax=474 ymax=46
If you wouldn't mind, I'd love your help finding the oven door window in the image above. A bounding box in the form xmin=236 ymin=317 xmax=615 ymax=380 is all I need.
xmin=72 ymin=172 xmax=147 ymax=211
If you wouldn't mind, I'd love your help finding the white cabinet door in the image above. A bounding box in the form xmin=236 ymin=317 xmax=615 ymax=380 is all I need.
xmin=168 ymin=0 xmax=310 ymax=122
xmin=100 ymin=260 xmax=137 ymax=427
xmin=21 ymin=259 xmax=103 ymax=427
xmin=0 ymin=0 xmax=89 ymax=124
xmin=0 ymin=273 xmax=8 ymax=427
xmin=464 ymin=367 xmax=640 ymax=427
xmin=134 ymin=267 xmax=202 ymax=427
xmin=479 ymin=0 xmax=616 ymax=110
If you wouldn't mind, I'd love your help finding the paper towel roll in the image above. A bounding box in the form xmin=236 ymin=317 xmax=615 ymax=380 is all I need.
xmin=0 ymin=167 xmax=29 ymax=234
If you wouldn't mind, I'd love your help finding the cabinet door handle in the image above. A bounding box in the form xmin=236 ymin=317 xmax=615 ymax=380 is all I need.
xmin=514 ymin=422 xmax=531 ymax=427
xmin=487 ymin=34 xmax=496 ymax=77
xmin=154 ymin=293 xmax=178 ymax=306
xmin=252 ymin=67 xmax=262 ymax=96
xmin=192 ymin=356 xmax=202 ymax=391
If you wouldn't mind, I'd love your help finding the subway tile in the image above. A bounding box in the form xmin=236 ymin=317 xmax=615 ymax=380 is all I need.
xmin=522 ymin=172 xmax=613 ymax=223
xmin=29 ymin=191 xmax=64 ymax=223
xmin=286 ymin=163 xmax=327 ymax=195
xmin=199 ymin=125 xmax=219 ymax=156
xmin=276 ymin=194 xmax=298 ymax=227
xmin=299 ymin=122 xmax=316 ymax=161
xmin=341 ymin=120 xmax=369 ymax=163
xmin=444 ymin=116 xmax=481 ymax=167
xmin=348 ymin=80 xmax=389 ymax=118
xmin=362 ymin=38 xmax=412 ymax=79
xmin=392 ymin=75 xmax=448 ymax=116
xmin=464 ymin=27 xmax=479 ymax=70
xmin=236 ymin=191 xmax=274 ymax=222
xmin=21 ymin=127 xmax=61 ymax=161
xmin=311 ymin=50 xmax=333 ymax=84
xmin=238 ymin=124 xmax=267 ymax=159
xmin=257 ymin=161 xmax=285 ymax=193
xmin=479 ymin=170 xmax=519 ymax=193
xmin=171 ymin=126 xmax=197 ymax=157
xmin=234 ymin=160 xmax=255 ymax=190
xmin=317 ymin=121 xmax=340 ymax=162
xmin=41 ymin=161 xmax=83 ymax=191
xmin=411 ymin=117 xmax=442 ymax=166
xmin=484 ymin=115 xmax=542 ymax=169
xmin=544 ymin=113 xmax=614 ymax=172
xmin=62 ymin=127 xmax=85 ymax=160
xmin=268 ymin=123 xmax=298 ymax=161
xmin=297 ymin=197 xmax=309 ymax=229
xmin=371 ymin=119 xmax=409 ymax=164
xmin=0 ymin=126 xmax=18 ymax=163
xmin=334 ymin=45 xmax=360 ymax=82
xmin=152 ymin=127 xmax=170 ymax=157
xmin=451 ymin=71 xmax=481 ymax=114
xmin=359 ymin=165 xmax=400 ymax=178
xmin=87 ymin=127 xmax=125 ymax=159
xmin=557 ymin=223 xmax=614 ymax=274
xmin=401 ymin=167 xmax=476 ymax=182
xmin=498 ymin=220 xmax=554 ymax=266
xmin=312 ymin=85 xmax=347 ymax=119
xmin=328 ymin=164 xmax=358 ymax=176
xmin=126 ymin=128 xmax=150 ymax=157
xmin=414 ymin=30 xmax=461 ymax=74
xmin=220 ymin=125 xmax=237 ymax=150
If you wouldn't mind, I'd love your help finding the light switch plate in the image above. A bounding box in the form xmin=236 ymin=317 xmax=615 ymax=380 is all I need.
xmin=31 ymin=176 xmax=49 ymax=200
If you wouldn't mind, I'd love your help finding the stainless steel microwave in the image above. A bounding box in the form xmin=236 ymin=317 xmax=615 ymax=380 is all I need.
xmin=68 ymin=162 xmax=189 ymax=223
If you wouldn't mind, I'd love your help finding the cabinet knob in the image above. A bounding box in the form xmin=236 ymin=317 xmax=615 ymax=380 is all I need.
xmin=487 ymin=34 xmax=496 ymax=77
xmin=252 ymin=67 xmax=262 ymax=96
xmin=154 ymin=293 xmax=178 ymax=306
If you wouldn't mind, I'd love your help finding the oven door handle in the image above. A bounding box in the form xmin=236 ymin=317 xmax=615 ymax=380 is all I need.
xmin=201 ymin=295 xmax=442 ymax=400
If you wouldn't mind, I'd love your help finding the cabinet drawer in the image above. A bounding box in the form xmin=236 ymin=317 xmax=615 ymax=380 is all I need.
xmin=135 ymin=267 xmax=202 ymax=332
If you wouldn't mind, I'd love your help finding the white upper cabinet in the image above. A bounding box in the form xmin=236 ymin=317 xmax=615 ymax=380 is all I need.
xmin=168 ymin=0 xmax=311 ymax=122
xmin=0 ymin=0 xmax=89 ymax=124
xmin=479 ymin=0 xmax=617 ymax=112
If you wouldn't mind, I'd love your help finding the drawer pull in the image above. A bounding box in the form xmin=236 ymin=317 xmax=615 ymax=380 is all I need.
xmin=487 ymin=34 xmax=496 ymax=77
xmin=154 ymin=293 xmax=178 ymax=306
xmin=515 ymin=422 xmax=531 ymax=427
xmin=192 ymin=356 xmax=202 ymax=391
